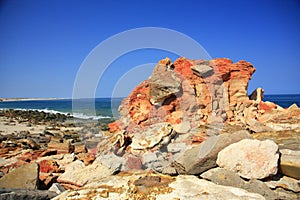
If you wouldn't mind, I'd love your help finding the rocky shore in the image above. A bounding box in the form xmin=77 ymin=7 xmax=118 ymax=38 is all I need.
xmin=0 ymin=57 xmax=300 ymax=199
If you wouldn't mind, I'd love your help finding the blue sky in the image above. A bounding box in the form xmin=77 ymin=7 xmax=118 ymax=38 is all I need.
xmin=0 ymin=0 xmax=299 ymax=98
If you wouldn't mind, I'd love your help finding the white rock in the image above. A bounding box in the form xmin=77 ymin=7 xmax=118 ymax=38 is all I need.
xmin=130 ymin=122 xmax=175 ymax=150
xmin=217 ymin=139 xmax=279 ymax=179
xmin=48 ymin=183 xmax=66 ymax=194
xmin=53 ymin=172 xmax=264 ymax=200
xmin=172 ymin=121 xmax=191 ymax=133
xmin=57 ymin=160 xmax=113 ymax=187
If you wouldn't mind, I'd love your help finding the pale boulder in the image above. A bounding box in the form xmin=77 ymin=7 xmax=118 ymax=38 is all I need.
xmin=217 ymin=139 xmax=279 ymax=179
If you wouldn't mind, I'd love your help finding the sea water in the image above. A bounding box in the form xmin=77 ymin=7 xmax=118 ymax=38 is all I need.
xmin=0 ymin=95 xmax=299 ymax=120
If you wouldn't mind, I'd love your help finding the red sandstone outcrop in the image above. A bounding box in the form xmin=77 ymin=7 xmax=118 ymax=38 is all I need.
xmin=109 ymin=57 xmax=294 ymax=136
xmin=102 ymin=57 xmax=300 ymax=177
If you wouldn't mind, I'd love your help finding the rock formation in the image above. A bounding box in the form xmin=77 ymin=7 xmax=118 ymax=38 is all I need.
xmin=1 ymin=57 xmax=300 ymax=199
xmin=100 ymin=57 xmax=300 ymax=175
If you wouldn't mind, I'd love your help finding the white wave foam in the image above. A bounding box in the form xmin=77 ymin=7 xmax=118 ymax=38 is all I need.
xmin=0 ymin=108 xmax=111 ymax=120
xmin=71 ymin=112 xmax=111 ymax=120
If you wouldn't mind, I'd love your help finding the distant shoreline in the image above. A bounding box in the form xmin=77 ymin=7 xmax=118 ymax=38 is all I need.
xmin=0 ymin=98 xmax=68 ymax=102
xmin=0 ymin=97 xmax=126 ymax=102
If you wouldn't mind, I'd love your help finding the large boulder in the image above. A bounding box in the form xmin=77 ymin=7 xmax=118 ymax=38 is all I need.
xmin=0 ymin=163 xmax=39 ymax=189
xmin=57 ymin=160 xmax=113 ymax=187
xmin=217 ymin=139 xmax=279 ymax=179
xmin=173 ymin=130 xmax=251 ymax=174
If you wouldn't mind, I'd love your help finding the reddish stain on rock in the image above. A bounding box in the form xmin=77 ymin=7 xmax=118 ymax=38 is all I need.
xmin=126 ymin=155 xmax=142 ymax=170
xmin=39 ymin=160 xmax=60 ymax=173
xmin=260 ymin=101 xmax=277 ymax=112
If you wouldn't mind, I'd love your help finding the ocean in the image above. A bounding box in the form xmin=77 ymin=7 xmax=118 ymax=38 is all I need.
xmin=0 ymin=98 xmax=123 ymax=121
xmin=0 ymin=95 xmax=299 ymax=121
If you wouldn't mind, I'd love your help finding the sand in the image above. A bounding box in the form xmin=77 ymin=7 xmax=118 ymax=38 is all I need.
xmin=0 ymin=116 xmax=46 ymax=135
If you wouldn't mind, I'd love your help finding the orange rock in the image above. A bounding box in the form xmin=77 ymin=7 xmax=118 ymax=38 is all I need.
xmin=39 ymin=159 xmax=60 ymax=173
xmin=109 ymin=57 xmax=258 ymax=135
xmin=76 ymin=153 xmax=95 ymax=165
xmin=260 ymin=101 xmax=277 ymax=112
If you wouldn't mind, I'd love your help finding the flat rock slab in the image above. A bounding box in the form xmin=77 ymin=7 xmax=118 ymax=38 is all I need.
xmin=266 ymin=175 xmax=300 ymax=193
xmin=0 ymin=188 xmax=57 ymax=200
xmin=217 ymin=139 xmax=279 ymax=179
xmin=57 ymin=160 xmax=113 ymax=187
xmin=200 ymin=167 xmax=277 ymax=200
xmin=156 ymin=175 xmax=264 ymax=200
xmin=191 ymin=64 xmax=214 ymax=78
xmin=252 ymin=130 xmax=300 ymax=151
xmin=0 ymin=163 xmax=38 ymax=189
xmin=53 ymin=172 xmax=264 ymax=200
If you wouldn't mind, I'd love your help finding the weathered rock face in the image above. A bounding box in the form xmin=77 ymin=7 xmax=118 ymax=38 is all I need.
xmin=130 ymin=122 xmax=175 ymax=151
xmin=217 ymin=139 xmax=279 ymax=179
xmin=109 ymin=57 xmax=259 ymax=133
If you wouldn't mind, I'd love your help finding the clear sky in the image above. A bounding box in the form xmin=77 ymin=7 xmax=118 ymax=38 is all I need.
xmin=0 ymin=0 xmax=299 ymax=98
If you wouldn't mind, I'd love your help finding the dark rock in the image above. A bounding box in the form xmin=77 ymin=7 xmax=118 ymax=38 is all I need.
xmin=249 ymin=87 xmax=264 ymax=102
xmin=39 ymin=173 xmax=58 ymax=190
xmin=191 ymin=64 xmax=213 ymax=78
xmin=244 ymin=179 xmax=277 ymax=200
xmin=200 ymin=167 xmax=244 ymax=188
xmin=148 ymin=60 xmax=182 ymax=105
xmin=0 ymin=188 xmax=57 ymax=200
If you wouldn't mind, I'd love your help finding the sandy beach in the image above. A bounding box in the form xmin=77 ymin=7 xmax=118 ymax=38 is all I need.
xmin=0 ymin=116 xmax=46 ymax=135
